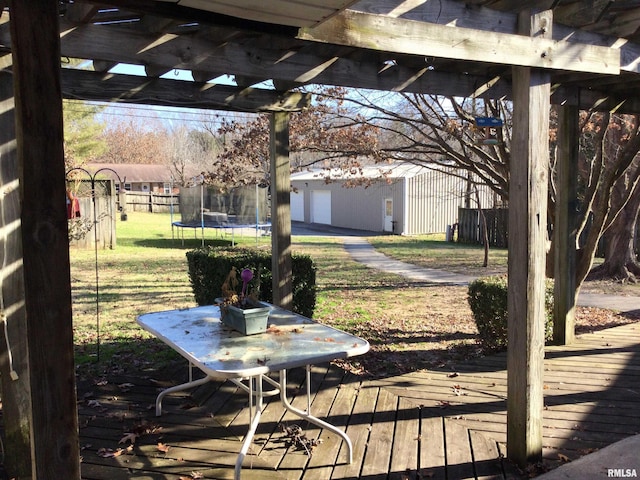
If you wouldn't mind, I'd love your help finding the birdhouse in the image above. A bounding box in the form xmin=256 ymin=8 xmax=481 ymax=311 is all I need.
xmin=474 ymin=116 xmax=503 ymax=145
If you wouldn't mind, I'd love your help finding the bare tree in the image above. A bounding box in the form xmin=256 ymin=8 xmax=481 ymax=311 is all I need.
xmin=199 ymin=87 xmax=381 ymax=188
xmin=577 ymin=112 xmax=640 ymax=283
xmin=312 ymin=90 xmax=640 ymax=289
xmin=164 ymin=125 xmax=219 ymax=186
xmin=96 ymin=116 xmax=168 ymax=164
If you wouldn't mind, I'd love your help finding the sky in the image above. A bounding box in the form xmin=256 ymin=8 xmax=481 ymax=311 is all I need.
xmin=87 ymin=63 xmax=262 ymax=130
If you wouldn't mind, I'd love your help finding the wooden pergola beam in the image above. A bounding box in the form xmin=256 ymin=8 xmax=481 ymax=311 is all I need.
xmin=39 ymin=19 xmax=640 ymax=111
xmin=4 ymin=13 xmax=639 ymax=110
xmin=299 ymin=9 xmax=619 ymax=74
xmin=60 ymin=69 xmax=312 ymax=112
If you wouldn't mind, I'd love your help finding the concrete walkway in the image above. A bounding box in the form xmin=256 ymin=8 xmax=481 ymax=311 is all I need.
xmin=340 ymin=235 xmax=640 ymax=479
xmin=534 ymin=435 xmax=640 ymax=479
xmin=341 ymin=236 xmax=640 ymax=315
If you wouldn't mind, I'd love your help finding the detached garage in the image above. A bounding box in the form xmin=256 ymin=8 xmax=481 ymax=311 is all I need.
xmin=290 ymin=163 xmax=495 ymax=235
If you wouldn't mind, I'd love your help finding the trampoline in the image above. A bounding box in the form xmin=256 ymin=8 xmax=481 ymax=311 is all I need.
xmin=171 ymin=220 xmax=271 ymax=246
xmin=172 ymin=183 xmax=270 ymax=246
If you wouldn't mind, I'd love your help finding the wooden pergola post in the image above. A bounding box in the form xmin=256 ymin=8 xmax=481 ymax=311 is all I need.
xmin=0 ymin=65 xmax=33 ymax=480
xmin=507 ymin=9 xmax=551 ymax=466
xmin=553 ymin=103 xmax=579 ymax=344
xmin=269 ymin=111 xmax=293 ymax=309
xmin=6 ymin=0 xmax=81 ymax=477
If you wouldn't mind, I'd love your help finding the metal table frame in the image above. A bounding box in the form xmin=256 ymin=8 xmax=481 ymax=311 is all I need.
xmin=137 ymin=304 xmax=369 ymax=479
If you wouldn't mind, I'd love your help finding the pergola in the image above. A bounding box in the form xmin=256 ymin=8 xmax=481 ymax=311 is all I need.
xmin=2 ymin=0 xmax=640 ymax=477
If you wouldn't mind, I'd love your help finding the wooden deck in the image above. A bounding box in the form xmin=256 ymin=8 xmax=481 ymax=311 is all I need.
xmin=74 ymin=322 xmax=640 ymax=480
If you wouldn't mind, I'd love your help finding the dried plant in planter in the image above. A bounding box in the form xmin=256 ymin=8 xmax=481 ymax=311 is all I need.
xmin=217 ymin=266 xmax=270 ymax=335
xmin=220 ymin=266 xmax=260 ymax=308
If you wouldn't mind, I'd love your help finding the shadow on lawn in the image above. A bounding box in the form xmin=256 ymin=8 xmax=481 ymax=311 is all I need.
xmin=129 ymin=237 xmax=233 ymax=249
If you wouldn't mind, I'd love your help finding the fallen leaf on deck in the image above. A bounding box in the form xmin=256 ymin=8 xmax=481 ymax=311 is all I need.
xmin=279 ymin=423 xmax=322 ymax=456
xmin=119 ymin=432 xmax=138 ymax=444
xmin=452 ymin=385 xmax=465 ymax=396
xmin=97 ymin=445 xmax=132 ymax=458
xmin=157 ymin=442 xmax=171 ymax=453
xmin=96 ymin=448 xmax=116 ymax=458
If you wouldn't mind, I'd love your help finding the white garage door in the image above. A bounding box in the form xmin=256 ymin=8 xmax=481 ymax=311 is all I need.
xmin=311 ymin=190 xmax=331 ymax=225
xmin=291 ymin=190 xmax=304 ymax=222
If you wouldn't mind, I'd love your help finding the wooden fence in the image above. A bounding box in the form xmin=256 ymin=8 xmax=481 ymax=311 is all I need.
xmin=68 ymin=196 xmax=117 ymax=249
xmin=119 ymin=192 xmax=180 ymax=213
xmin=458 ymin=207 xmax=640 ymax=257
xmin=457 ymin=207 xmax=508 ymax=247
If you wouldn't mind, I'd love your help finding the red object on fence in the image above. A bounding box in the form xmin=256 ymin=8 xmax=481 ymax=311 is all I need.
xmin=66 ymin=192 xmax=81 ymax=219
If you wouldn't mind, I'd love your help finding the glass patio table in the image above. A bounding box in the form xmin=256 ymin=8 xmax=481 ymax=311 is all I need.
xmin=136 ymin=304 xmax=370 ymax=479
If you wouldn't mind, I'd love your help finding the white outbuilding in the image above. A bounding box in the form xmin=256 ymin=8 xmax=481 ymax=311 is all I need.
xmin=290 ymin=163 xmax=495 ymax=235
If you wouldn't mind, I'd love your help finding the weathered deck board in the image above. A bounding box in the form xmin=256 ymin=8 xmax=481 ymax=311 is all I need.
xmin=303 ymin=371 xmax=359 ymax=478
xmin=330 ymin=383 xmax=378 ymax=478
xmin=389 ymin=396 xmax=420 ymax=479
xmin=54 ymin=322 xmax=640 ymax=479
xmin=420 ymin=415 xmax=446 ymax=479
xmin=444 ymin=417 xmax=477 ymax=480
xmin=360 ymin=387 xmax=396 ymax=479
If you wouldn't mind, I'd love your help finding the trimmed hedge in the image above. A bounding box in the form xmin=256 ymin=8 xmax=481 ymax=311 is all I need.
xmin=186 ymin=246 xmax=317 ymax=318
xmin=467 ymin=275 xmax=554 ymax=353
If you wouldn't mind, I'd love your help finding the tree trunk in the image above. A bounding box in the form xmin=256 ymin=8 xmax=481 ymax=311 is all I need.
xmin=589 ymin=192 xmax=640 ymax=281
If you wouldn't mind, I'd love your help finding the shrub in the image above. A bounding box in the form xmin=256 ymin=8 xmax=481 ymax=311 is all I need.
xmin=467 ymin=275 xmax=554 ymax=353
xmin=186 ymin=246 xmax=317 ymax=318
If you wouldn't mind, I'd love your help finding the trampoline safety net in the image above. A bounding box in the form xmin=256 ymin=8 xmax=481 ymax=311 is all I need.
xmin=179 ymin=185 xmax=269 ymax=227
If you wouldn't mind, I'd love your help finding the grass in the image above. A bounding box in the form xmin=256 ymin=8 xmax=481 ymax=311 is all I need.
xmin=71 ymin=212 xmax=236 ymax=371
xmin=71 ymin=212 xmax=482 ymax=377
xmin=71 ymin=211 xmax=637 ymax=380
xmin=367 ymin=233 xmax=509 ymax=276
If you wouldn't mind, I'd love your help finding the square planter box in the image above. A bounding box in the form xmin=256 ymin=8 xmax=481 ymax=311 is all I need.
xmin=216 ymin=298 xmax=271 ymax=335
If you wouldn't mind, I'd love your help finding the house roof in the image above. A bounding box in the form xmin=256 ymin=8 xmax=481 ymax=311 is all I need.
xmin=291 ymin=163 xmax=438 ymax=181
xmin=85 ymin=163 xmax=173 ymax=183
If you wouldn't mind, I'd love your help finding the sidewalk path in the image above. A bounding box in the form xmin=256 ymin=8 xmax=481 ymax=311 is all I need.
xmin=342 ymin=236 xmax=640 ymax=315
xmin=342 ymin=237 xmax=476 ymax=285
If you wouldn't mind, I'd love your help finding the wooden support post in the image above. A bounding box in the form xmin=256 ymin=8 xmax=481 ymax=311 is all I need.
xmin=507 ymin=9 xmax=551 ymax=467
xmin=269 ymin=112 xmax=293 ymax=309
xmin=8 ymin=0 xmax=81 ymax=478
xmin=553 ymin=104 xmax=578 ymax=344
xmin=0 ymin=66 xmax=33 ymax=480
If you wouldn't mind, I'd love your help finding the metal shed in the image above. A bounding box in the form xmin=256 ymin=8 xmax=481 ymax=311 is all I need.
xmin=291 ymin=164 xmax=495 ymax=235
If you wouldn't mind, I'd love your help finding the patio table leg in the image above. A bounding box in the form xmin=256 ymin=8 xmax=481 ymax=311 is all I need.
xmin=278 ymin=368 xmax=353 ymax=464
xmin=235 ymin=375 xmax=264 ymax=480
xmin=154 ymin=375 xmax=212 ymax=416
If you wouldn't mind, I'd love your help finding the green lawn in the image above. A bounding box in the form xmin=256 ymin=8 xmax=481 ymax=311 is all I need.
xmin=70 ymin=212 xmax=503 ymax=377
